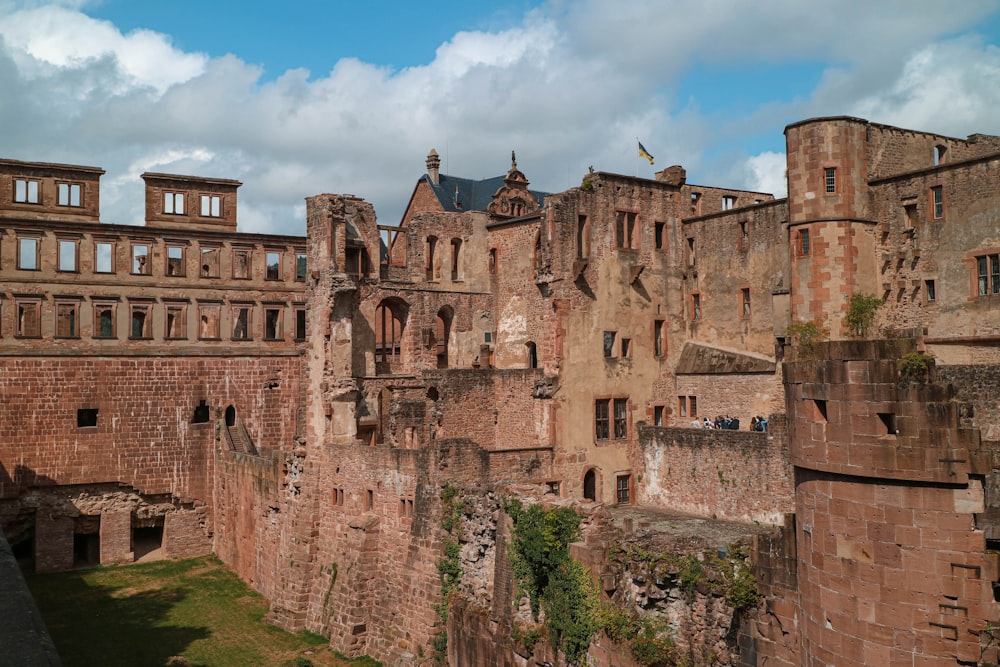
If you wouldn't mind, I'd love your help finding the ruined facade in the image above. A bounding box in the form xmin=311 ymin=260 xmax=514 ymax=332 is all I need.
xmin=4 ymin=116 xmax=1000 ymax=665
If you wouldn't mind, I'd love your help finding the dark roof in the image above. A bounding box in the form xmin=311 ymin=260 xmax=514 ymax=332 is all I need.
xmin=424 ymin=173 xmax=549 ymax=213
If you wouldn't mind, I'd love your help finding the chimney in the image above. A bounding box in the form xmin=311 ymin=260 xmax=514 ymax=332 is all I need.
xmin=426 ymin=149 xmax=441 ymax=185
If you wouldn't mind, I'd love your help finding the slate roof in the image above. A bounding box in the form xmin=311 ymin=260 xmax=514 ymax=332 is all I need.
xmin=422 ymin=173 xmax=549 ymax=213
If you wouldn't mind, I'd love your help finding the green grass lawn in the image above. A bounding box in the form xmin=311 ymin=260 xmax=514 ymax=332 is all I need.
xmin=26 ymin=556 xmax=377 ymax=667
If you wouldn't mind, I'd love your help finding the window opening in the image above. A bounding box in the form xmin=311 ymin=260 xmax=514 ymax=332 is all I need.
xmin=57 ymin=183 xmax=82 ymax=207
xmin=375 ymin=301 xmax=405 ymax=373
xmin=934 ymin=145 xmax=947 ymax=165
xmin=488 ymin=248 xmax=497 ymax=274
xmin=266 ymin=251 xmax=281 ymax=280
xmin=295 ymin=308 xmax=306 ymax=341
xmin=132 ymin=244 xmax=150 ymax=275
xmin=17 ymin=301 xmax=40 ymax=337
xmin=526 ymin=341 xmax=538 ymax=369
xmin=813 ymin=399 xmax=828 ymax=422
xmin=654 ymin=320 xmax=665 ymax=357
xmin=691 ymin=293 xmax=702 ymax=321
xmin=94 ymin=304 xmax=115 ymax=338
xmin=577 ymin=215 xmax=590 ymax=259
xmin=616 ymin=475 xmax=631 ymax=505
xmin=653 ymin=406 xmax=664 ymax=426
xmin=130 ymin=305 xmax=151 ymax=339
xmin=200 ymin=194 xmax=221 ymax=217
xmin=296 ymin=252 xmax=307 ymax=281
xmin=925 ymin=279 xmax=936 ymax=302
xmin=798 ymin=229 xmax=810 ymax=256
xmin=264 ymin=308 xmax=282 ymax=340
xmin=655 ymin=221 xmax=666 ymax=250
xmin=621 ymin=337 xmax=631 ymax=358
xmin=232 ymin=248 xmax=251 ymax=279
xmin=14 ymin=178 xmax=40 ymax=204
xmin=595 ymin=399 xmax=610 ymax=440
xmin=164 ymin=192 xmax=185 ymax=215
xmin=58 ymin=240 xmax=77 ymax=272
xmin=686 ymin=237 xmax=696 ymax=266
xmin=201 ymin=247 xmax=220 ymax=278
xmin=824 ymin=168 xmax=836 ymax=193
xmin=931 ymin=186 xmax=944 ymax=219
xmin=18 ymin=238 xmax=39 ymax=270
xmin=191 ymin=400 xmax=210 ymax=424
xmin=77 ymin=408 xmax=98 ymax=428
xmin=615 ymin=211 xmax=638 ymax=249
xmin=603 ymin=331 xmax=616 ymax=358
xmin=165 ymin=304 xmax=186 ymax=339
xmin=56 ymin=302 xmax=79 ymax=338
xmin=450 ymin=238 xmax=462 ymax=280
xmin=232 ymin=306 xmax=251 ymax=340
xmin=95 ymin=241 xmax=114 ymax=273
xmin=878 ymin=412 xmax=897 ymax=435
xmin=583 ymin=469 xmax=596 ymax=501
xmin=690 ymin=192 xmax=701 ymax=215
xmin=741 ymin=288 xmax=751 ymax=317
xmin=722 ymin=195 xmax=737 ymax=210
xmin=739 ymin=221 xmax=748 ymax=250
xmin=426 ymin=236 xmax=438 ymax=280
xmin=613 ymin=398 xmax=628 ymax=439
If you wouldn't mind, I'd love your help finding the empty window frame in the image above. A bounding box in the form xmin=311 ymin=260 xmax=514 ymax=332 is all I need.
xmin=678 ymin=395 xmax=697 ymax=418
xmin=741 ymin=287 xmax=751 ymax=317
xmin=399 ymin=498 xmax=414 ymax=519
xmin=57 ymin=182 xmax=82 ymax=207
xmin=131 ymin=243 xmax=151 ymax=275
xmin=976 ymin=254 xmax=1000 ymax=297
xmin=163 ymin=191 xmax=185 ymax=215
xmin=198 ymin=303 xmax=221 ymax=340
xmin=200 ymin=194 xmax=221 ymax=217
xmin=686 ymin=237 xmax=696 ymax=266
xmin=232 ymin=305 xmax=252 ymax=340
xmin=653 ymin=319 xmax=665 ymax=357
xmin=129 ymin=303 xmax=151 ymax=339
xmin=166 ymin=245 xmax=185 ymax=277
xmin=690 ymin=192 xmax=702 ymax=215
xmin=738 ymin=221 xmax=749 ymax=250
xmin=931 ymin=186 xmax=944 ymax=219
xmin=595 ymin=399 xmax=610 ymax=440
xmin=200 ymin=246 xmax=220 ymax=278
xmin=620 ymin=337 xmax=631 ymax=358
xmin=925 ymin=279 xmax=936 ymax=302
xmin=14 ymin=178 xmax=40 ymax=204
xmin=613 ymin=398 xmax=628 ymax=439
xmin=295 ymin=251 xmax=307 ymax=281
xmin=425 ymin=236 xmax=438 ymax=280
xmin=691 ymin=293 xmax=702 ymax=321
xmin=16 ymin=300 xmax=41 ymax=337
xmin=58 ymin=239 xmax=78 ymax=272
xmin=577 ymin=215 xmax=590 ymax=259
xmin=653 ymin=405 xmax=665 ymax=427
xmin=824 ymin=167 xmax=837 ymax=194
xmin=164 ymin=303 xmax=187 ymax=339
xmin=94 ymin=241 xmax=115 ymax=273
xmin=615 ymin=211 xmax=638 ymax=249
xmin=488 ymin=248 xmax=498 ymax=274
xmin=722 ymin=195 xmax=737 ymax=211
xmin=450 ymin=238 xmax=462 ymax=281
xmin=603 ymin=331 xmax=616 ymax=358
xmin=654 ymin=221 xmax=666 ymax=250
xmin=55 ymin=301 xmax=80 ymax=338
xmin=265 ymin=251 xmax=282 ymax=280
xmin=904 ymin=203 xmax=917 ymax=230
xmin=232 ymin=247 xmax=251 ymax=279
xmin=616 ymin=474 xmax=631 ymax=505
xmin=264 ymin=306 xmax=283 ymax=340
xmin=678 ymin=395 xmax=688 ymax=418
xmin=77 ymin=408 xmax=98 ymax=428
xmin=934 ymin=144 xmax=947 ymax=165
xmin=93 ymin=302 xmax=116 ymax=338
xmin=367 ymin=489 xmax=374 ymax=511
xmin=18 ymin=237 xmax=39 ymax=270
xmin=294 ymin=307 xmax=306 ymax=341
xmin=797 ymin=229 xmax=810 ymax=256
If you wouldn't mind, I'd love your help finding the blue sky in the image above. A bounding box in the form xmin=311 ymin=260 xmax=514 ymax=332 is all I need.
xmin=2 ymin=0 xmax=1000 ymax=234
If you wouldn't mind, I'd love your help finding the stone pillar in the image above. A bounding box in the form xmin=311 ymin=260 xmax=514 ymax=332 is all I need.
xmin=100 ymin=509 xmax=133 ymax=565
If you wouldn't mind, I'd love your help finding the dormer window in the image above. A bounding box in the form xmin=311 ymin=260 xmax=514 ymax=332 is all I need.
xmin=57 ymin=183 xmax=82 ymax=207
xmin=14 ymin=179 xmax=40 ymax=204
xmin=200 ymin=194 xmax=221 ymax=217
xmin=164 ymin=192 xmax=185 ymax=215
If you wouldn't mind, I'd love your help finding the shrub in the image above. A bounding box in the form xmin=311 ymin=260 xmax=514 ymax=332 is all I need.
xmin=844 ymin=293 xmax=882 ymax=337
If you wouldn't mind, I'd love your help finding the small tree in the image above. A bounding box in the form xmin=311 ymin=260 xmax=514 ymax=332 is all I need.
xmin=786 ymin=319 xmax=828 ymax=359
xmin=844 ymin=293 xmax=882 ymax=337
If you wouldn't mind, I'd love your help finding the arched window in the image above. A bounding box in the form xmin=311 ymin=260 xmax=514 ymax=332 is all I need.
xmin=375 ymin=299 xmax=407 ymax=374
xmin=435 ymin=307 xmax=452 ymax=369
xmin=583 ymin=469 xmax=597 ymax=501
xmin=526 ymin=341 xmax=537 ymax=369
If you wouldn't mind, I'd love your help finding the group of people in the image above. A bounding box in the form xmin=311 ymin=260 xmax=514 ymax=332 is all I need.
xmin=691 ymin=415 xmax=768 ymax=432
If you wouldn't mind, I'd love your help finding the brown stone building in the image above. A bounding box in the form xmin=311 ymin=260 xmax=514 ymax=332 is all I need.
xmin=4 ymin=116 xmax=1000 ymax=666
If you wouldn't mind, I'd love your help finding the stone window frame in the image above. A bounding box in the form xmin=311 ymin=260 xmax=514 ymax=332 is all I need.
xmin=197 ymin=301 xmax=222 ymax=341
xmin=603 ymin=330 xmax=616 ymax=358
xmin=823 ymin=167 xmax=837 ymax=194
xmin=199 ymin=244 xmax=221 ymax=278
xmin=163 ymin=191 xmax=185 ymax=215
xmin=690 ymin=292 xmax=702 ymax=321
xmin=94 ymin=239 xmax=116 ymax=274
xmin=56 ymin=181 xmax=83 ymax=207
xmin=294 ymin=304 xmax=306 ymax=341
xmin=263 ymin=303 xmax=285 ymax=341
xmin=295 ymin=249 xmax=307 ymax=281
xmin=974 ymin=252 xmax=1000 ymax=298
xmin=615 ymin=210 xmax=639 ymax=250
xmin=797 ymin=228 xmax=810 ymax=256
xmin=678 ymin=395 xmax=697 ymax=419
xmin=654 ymin=221 xmax=666 ymax=251
xmin=15 ymin=296 xmax=42 ymax=338
xmin=164 ymin=300 xmax=189 ymax=340
xmin=165 ymin=242 xmax=187 ymax=277
xmin=200 ymin=193 xmax=221 ymax=218
xmin=653 ymin=319 xmax=666 ymax=357
xmin=594 ymin=398 xmax=611 ymax=440
xmin=54 ymin=297 xmax=82 ymax=339
xmin=92 ymin=299 xmax=118 ymax=339
xmin=131 ymin=242 xmax=152 ymax=275
xmin=740 ymin=286 xmax=751 ymax=318
xmin=13 ymin=178 xmax=40 ymax=204
xmin=595 ymin=395 xmax=630 ymax=442
xmin=265 ymin=249 xmax=283 ymax=281
xmin=17 ymin=235 xmax=41 ymax=271
xmin=652 ymin=404 xmax=665 ymax=427
xmin=722 ymin=195 xmax=737 ymax=211
xmin=232 ymin=246 xmax=253 ymax=280
xmin=931 ymin=185 xmax=944 ymax=220
xmin=57 ymin=237 xmax=80 ymax=273
xmin=231 ymin=303 xmax=253 ymax=341
xmin=128 ymin=300 xmax=153 ymax=340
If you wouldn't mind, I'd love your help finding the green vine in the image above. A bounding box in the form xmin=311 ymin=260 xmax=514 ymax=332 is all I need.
xmin=844 ymin=292 xmax=883 ymax=337
xmin=433 ymin=483 xmax=464 ymax=664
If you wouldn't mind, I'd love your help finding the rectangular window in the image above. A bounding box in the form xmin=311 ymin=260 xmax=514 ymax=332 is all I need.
xmin=95 ymin=241 xmax=114 ymax=273
xmin=131 ymin=243 xmax=150 ymax=275
xmin=741 ymin=288 xmax=751 ymax=317
xmin=232 ymin=248 xmax=251 ymax=279
xmin=934 ymin=145 xmax=947 ymax=166
xmin=925 ymin=279 xmax=936 ymax=302
xmin=595 ymin=399 xmax=610 ymax=440
xmin=130 ymin=304 xmax=151 ymax=339
xmin=264 ymin=307 xmax=283 ymax=340
xmin=654 ymin=221 xmax=666 ymax=250
xmin=166 ymin=245 xmax=185 ymax=277
xmin=686 ymin=237 xmax=696 ymax=266
xmin=200 ymin=194 xmax=221 ymax=217
xmin=615 ymin=211 xmax=638 ymax=249
xmin=94 ymin=303 xmax=116 ymax=338
xmin=654 ymin=320 xmax=665 ymax=357
xmin=295 ymin=307 xmax=306 ymax=341
xmin=57 ymin=183 xmax=82 ymax=207
xmin=577 ymin=215 xmax=589 ymax=259
xmin=722 ymin=195 xmax=737 ymax=211
xmin=165 ymin=304 xmax=187 ymax=339
xmin=678 ymin=396 xmax=688 ymax=418
xmin=77 ymin=409 xmax=98 ymax=428
xmin=198 ymin=304 xmax=221 ymax=340
xmin=798 ymin=229 xmax=810 ymax=256
xmin=613 ymin=398 xmax=628 ymax=439
xmin=296 ymin=252 xmax=307 ymax=281
xmin=689 ymin=396 xmax=697 ymax=417
xmin=691 ymin=293 xmax=701 ymax=321
xmin=58 ymin=239 xmax=78 ymax=272
xmin=18 ymin=237 xmax=39 ymax=270
xmin=931 ymin=186 xmax=944 ymax=219
xmin=739 ymin=221 xmax=748 ymax=250
xmin=232 ymin=305 xmax=252 ymax=340
xmin=55 ymin=302 xmax=79 ymax=338
xmin=488 ymin=248 xmax=497 ymax=274
xmin=17 ymin=300 xmax=41 ymax=337
xmin=993 ymin=256 xmax=1000 ymax=296
xmin=616 ymin=475 xmax=631 ymax=505
xmin=653 ymin=406 xmax=664 ymax=427
xmin=904 ymin=204 xmax=917 ymax=230
xmin=603 ymin=331 xmax=616 ymax=358
xmin=620 ymin=337 xmax=631 ymax=359
xmin=367 ymin=489 xmax=374 ymax=511
xmin=690 ymin=192 xmax=701 ymax=215
xmin=163 ymin=192 xmax=185 ymax=215
xmin=980 ymin=254 xmax=1000 ymax=297
xmin=200 ymin=246 xmax=220 ymax=277
xmin=824 ymin=168 xmax=837 ymax=193
xmin=266 ymin=251 xmax=282 ymax=280
xmin=14 ymin=179 xmax=39 ymax=204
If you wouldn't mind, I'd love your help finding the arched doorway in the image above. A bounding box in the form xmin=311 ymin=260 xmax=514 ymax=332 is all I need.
xmin=583 ymin=468 xmax=597 ymax=501
xmin=526 ymin=341 xmax=537 ymax=369
xmin=435 ymin=307 xmax=452 ymax=369
xmin=224 ymin=405 xmax=236 ymax=427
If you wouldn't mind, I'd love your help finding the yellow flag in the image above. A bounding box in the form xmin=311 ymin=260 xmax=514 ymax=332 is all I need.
xmin=638 ymin=140 xmax=654 ymax=165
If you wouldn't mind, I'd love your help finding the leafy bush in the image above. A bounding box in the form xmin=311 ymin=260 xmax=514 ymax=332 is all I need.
xmin=898 ymin=351 xmax=934 ymax=384
xmin=844 ymin=293 xmax=882 ymax=337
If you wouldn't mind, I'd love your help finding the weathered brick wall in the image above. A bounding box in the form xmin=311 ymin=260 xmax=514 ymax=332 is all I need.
xmin=740 ymin=520 xmax=800 ymax=667
xmin=635 ymin=422 xmax=793 ymax=524
xmin=673 ymin=372 xmax=785 ymax=431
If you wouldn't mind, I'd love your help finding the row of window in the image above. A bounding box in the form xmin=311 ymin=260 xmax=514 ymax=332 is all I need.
xmin=13 ymin=178 xmax=84 ymax=207
xmin=10 ymin=236 xmax=307 ymax=281
xmin=7 ymin=298 xmax=305 ymax=342
xmin=603 ymin=321 xmax=668 ymax=359
xmin=594 ymin=397 xmax=629 ymax=440
xmin=162 ymin=191 xmax=223 ymax=218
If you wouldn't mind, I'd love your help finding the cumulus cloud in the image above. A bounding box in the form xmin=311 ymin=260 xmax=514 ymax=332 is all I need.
xmin=0 ymin=1 xmax=998 ymax=235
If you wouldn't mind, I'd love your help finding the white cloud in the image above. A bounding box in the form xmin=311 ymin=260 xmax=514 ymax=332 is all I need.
xmin=0 ymin=1 xmax=998 ymax=236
